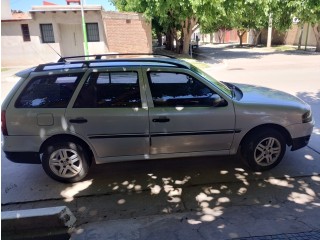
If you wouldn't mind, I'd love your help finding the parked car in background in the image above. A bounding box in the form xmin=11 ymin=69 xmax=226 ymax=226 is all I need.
xmin=1 ymin=54 xmax=314 ymax=183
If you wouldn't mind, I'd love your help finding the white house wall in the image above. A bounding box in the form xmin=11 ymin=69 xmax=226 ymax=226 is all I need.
xmin=1 ymin=20 xmax=61 ymax=66
xmin=1 ymin=11 xmax=107 ymax=67
xmin=32 ymin=11 xmax=107 ymax=55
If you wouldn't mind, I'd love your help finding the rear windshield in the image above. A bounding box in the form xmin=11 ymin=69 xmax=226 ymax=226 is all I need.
xmin=15 ymin=73 xmax=83 ymax=108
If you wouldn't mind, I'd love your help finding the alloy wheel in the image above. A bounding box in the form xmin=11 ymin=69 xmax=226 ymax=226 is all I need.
xmin=49 ymin=149 xmax=83 ymax=178
xmin=254 ymin=137 xmax=281 ymax=166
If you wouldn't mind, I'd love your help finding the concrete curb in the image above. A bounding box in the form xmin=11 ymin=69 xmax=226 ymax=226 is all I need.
xmin=2 ymin=206 xmax=76 ymax=240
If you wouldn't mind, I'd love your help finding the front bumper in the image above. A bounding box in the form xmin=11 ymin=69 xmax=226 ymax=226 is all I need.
xmin=291 ymin=135 xmax=311 ymax=151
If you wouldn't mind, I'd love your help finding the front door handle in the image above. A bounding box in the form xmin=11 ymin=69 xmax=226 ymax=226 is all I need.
xmin=69 ymin=118 xmax=88 ymax=124
xmin=152 ymin=117 xmax=170 ymax=123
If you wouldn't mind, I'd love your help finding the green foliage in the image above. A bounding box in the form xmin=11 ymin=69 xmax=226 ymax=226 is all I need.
xmin=288 ymin=0 xmax=320 ymax=25
xmin=288 ymin=0 xmax=320 ymax=51
xmin=111 ymin=0 xmax=320 ymax=51
xmin=268 ymin=0 xmax=295 ymax=32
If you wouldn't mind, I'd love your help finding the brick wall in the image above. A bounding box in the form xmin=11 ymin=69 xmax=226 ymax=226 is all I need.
xmin=103 ymin=12 xmax=152 ymax=53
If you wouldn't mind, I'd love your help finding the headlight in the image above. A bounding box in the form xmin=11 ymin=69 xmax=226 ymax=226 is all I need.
xmin=302 ymin=110 xmax=312 ymax=123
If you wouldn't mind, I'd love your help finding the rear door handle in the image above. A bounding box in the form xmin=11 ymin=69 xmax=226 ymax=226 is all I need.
xmin=152 ymin=117 xmax=170 ymax=123
xmin=69 ymin=118 xmax=88 ymax=124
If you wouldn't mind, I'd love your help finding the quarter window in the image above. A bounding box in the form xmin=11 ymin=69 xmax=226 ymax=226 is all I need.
xmin=148 ymin=72 xmax=215 ymax=107
xmin=86 ymin=23 xmax=100 ymax=42
xmin=40 ymin=24 xmax=55 ymax=43
xmin=21 ymin=24 xmax=31 ymax=42
xmin=74 ymin=71 xmax=141 ymax=108
xmin=15 ymin=74 xmax=83 ymax=108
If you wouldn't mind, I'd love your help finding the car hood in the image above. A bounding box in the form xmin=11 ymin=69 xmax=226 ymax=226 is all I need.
xmin=233 ymin=83 xmax=307 ymax=109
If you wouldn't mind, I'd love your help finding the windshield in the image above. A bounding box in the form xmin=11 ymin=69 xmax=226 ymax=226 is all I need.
xmin=191 ymin=65 xmax=232 ymax=97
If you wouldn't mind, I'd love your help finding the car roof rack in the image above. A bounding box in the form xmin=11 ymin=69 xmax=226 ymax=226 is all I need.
xmin=57 ymin=53 xmax=176 ymax=62
xmin=34 ymin=53 xmax=189 ymax=72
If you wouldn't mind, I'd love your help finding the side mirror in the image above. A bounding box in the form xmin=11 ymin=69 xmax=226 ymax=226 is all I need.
xmin=210 ymin=94 xmax=226 ymax=107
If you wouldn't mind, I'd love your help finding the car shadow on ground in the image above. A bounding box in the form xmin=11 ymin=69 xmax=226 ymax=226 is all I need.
xmin=2 ymin=146 xmax=320 ymax=239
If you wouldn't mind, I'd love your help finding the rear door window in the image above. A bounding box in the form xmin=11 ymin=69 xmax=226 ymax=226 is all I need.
xmin=74 ymin=71 xmax=141 ymax=108
xmin=15 ymin=73 xmax=83 ymax=108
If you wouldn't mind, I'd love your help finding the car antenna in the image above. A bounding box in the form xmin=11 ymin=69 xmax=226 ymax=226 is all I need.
xmin=40 ymin=36 xmax=62 ymax=59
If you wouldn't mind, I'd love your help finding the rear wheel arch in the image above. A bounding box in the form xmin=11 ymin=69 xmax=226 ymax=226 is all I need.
xmin=40 ymin=134 xmax=95 ymax=163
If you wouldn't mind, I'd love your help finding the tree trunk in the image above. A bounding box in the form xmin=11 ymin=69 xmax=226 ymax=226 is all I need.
xmin=181 ymin=17 xmax=197 ymax=55
xmin=312 ymin=23 xmax=320 ymax=52
xmin=176 ymin=38 xmax=183 ymax=53
xmin=217 ymin=31 xmax=221 ymax=43
xmin=182 ymin=32 xmax=192 ymax=54
xmin=165 ymin=31 xmax=172 ymax=50
xmin=165 ymin=29 xmax=175 ymax=51
xmin=156 ymin=32 xmax=162 ymax=47
xmin=222 ymin=29 xmax=226 ymax=43
xmin=298 ymin=25 xmax=304 ymax=50
xmin=237 ymin=30 xmax=246 ymax=47
xmin=210 ymin=33 xmax=213 ymax=43
xmin=252 ymin=29 xmax=262 ymax=46
xmin=218 ymin=29 xmax=223 ymax=43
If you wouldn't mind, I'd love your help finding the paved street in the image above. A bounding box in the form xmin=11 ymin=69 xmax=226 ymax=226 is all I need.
xmin=1 ymin=45 xmax=320 ymax=239
xmin=195 ymin=44 xmax=320 ymax=152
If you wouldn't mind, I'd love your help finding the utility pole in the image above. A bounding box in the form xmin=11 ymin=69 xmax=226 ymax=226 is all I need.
xmin=267 ymin=13 xmax=273 ymax=48
xmin=81 ymin=0 xmax=89 ymax=58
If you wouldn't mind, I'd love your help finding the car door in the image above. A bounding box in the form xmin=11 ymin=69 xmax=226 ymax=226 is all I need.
xmin=143 ymin=67 xmax=236 ymax=155
xmin=66 ymin=67 xmax=149 ymax=159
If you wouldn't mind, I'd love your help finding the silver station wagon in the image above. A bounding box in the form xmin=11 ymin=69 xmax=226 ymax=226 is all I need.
xmin=1 ymin=54 xmax=314 ymax=183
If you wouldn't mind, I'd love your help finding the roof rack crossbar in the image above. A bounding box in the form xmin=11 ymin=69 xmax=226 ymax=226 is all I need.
xmin=71 ymin=59 xmax=188 ymax=69
xmin=34 ymin=58 xmax=189 ymax=72
xmin=58 ymin=53 xmax=176 ymax=62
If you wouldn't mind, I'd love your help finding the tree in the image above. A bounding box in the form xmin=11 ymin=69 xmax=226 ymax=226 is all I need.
xmin=230 ymin=0 xmax=269 ymax=46
xmin=200 ymin=10 xmax=232 ymax=44
xmin=289 ymin=0 xmax=320 ymax=52
xmin=198 ymin=0 xmax=269 ymax=46
xmin=112 ymin=0 xmax=200 ymax=54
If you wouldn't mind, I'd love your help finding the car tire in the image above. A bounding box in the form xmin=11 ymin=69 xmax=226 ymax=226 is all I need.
xmin=241 ymin=129 xmax=286 ymax=171
xmin=42 ymin=141 xmax=90 ymax=183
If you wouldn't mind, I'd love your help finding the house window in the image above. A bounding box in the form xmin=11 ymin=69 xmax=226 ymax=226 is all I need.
xmin=40 ymin=24 xmax=55 ymax=43
xmin=86 ymin=23 xmax=100 ymax=42
xmin=21 ymin=24 xmax=31 ymax=42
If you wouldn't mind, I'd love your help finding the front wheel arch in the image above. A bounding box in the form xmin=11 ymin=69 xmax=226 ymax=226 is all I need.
xmin=239 ymin=124 xmax=292 ymax=171
xmin=239 ymin=124 xmax=292 ymax=150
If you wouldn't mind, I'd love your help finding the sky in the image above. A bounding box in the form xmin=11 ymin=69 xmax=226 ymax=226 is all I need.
xmin=10 ymin=0 xmax=116 ymax=12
